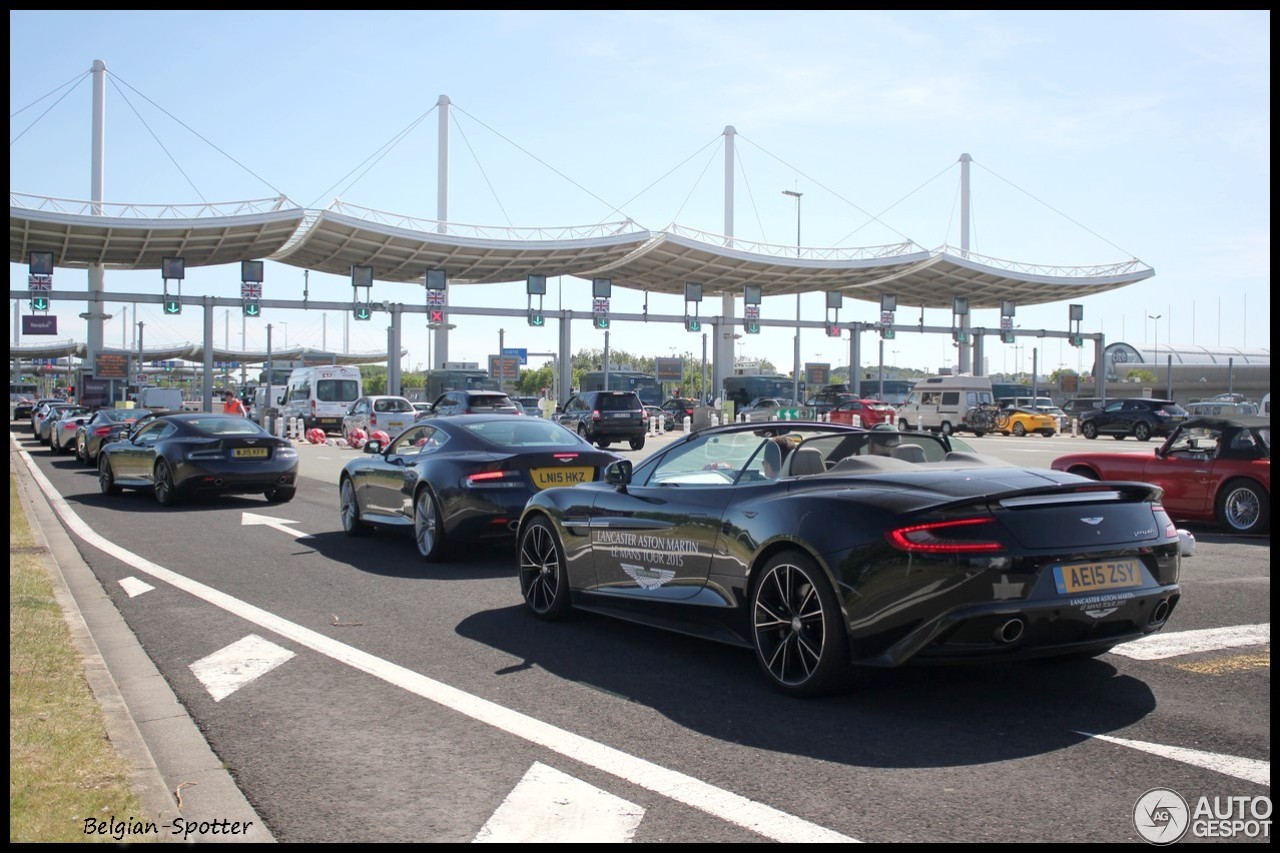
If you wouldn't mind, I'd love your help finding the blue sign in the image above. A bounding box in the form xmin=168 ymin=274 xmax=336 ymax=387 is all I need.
xmin=501 ymin=347 xmax=528 ymax=365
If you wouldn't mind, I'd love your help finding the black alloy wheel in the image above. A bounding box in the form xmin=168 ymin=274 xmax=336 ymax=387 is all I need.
xmin=751 ymin=550 xmax=848 ymax=697
xmin=518 ymin=516 xmax=571 ymax=619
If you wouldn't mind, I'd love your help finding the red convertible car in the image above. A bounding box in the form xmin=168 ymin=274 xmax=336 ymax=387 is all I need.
xmin=1051 ymin=415 xmax=1270 ymax=535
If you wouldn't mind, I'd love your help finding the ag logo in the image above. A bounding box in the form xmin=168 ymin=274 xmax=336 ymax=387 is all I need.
xmin=1134 ymin=787 xmax=1189 ymax=845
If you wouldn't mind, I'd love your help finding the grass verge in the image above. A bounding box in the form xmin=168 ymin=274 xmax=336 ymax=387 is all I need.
xmin=9 ymin=469 xmax=149 ymax=842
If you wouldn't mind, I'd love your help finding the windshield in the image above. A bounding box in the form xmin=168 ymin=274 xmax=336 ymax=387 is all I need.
xmin=316 ymin=379 xmax=360 ymax=402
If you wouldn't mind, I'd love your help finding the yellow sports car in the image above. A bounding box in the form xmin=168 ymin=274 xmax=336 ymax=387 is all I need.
xmin=996 ymin=407 xmax=1057 ymax=437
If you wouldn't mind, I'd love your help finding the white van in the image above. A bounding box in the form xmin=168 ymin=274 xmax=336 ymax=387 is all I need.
xmin=282 ymin=365 xmax=362 ymax=433
xmin=897 ymin=375 xmax=994 ymax=435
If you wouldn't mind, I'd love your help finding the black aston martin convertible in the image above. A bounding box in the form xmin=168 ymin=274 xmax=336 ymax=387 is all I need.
xmin=516 ymin=422 xmax=1194 ymax=696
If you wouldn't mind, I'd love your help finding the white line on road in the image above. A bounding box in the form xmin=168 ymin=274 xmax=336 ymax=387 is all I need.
xmin=1110 ymin=624 xmax=1270 ymax=660
xmin=1077 ymin=732 xmax=1269 ymax=787
xmin=17 ymin=442 xmax=856 ymax=843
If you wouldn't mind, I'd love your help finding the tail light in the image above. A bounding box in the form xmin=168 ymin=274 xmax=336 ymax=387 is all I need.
xmin=591 ymin=409 xmax=601 ymax=422
xmin=886 ymin=516 xmax=1004 ymax=553
xmin=370 ymin=413 xmax=378 ymax=426
xmin=552 ymin=453 xmax=579 ymax=461
xmin=465 ymin=470 xmax=523 ymax=488
xmin=93 ymin=426 xmax=113 ymax=437
xmin=1153 ymin=505 xmax=1178 ymax=540
xmin=311 ymin=399 xmax=317 ymax=415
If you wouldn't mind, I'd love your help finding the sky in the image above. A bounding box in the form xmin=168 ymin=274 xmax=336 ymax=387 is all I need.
xmin=9 ymin=10 xmax=1271 ymax=382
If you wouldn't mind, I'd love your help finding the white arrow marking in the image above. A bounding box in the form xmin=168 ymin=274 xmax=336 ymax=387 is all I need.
xmin=473 ymin=762 xmax=645 ymax=843
xmin=189 ymin=634 xmax=296 ymax=702
xmin=118 ymin=576 xmax=155 ymax=598
xmin=1110 ymin=624 xmax=1270 ymax=660
xmin=1077 ymin=732 xmax=1269 ymax=786
xmin=241 ymin=511 xmax=313 ymax=540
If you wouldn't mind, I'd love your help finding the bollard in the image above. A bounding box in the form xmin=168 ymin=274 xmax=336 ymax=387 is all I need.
xmin=683 ymin=415 xmax=692 ymax=434
xmin=916 ymin=415 xmax=923 ymax=432
xmin=1071 ymin=417 xmax=1078 ymax=437
xmin=711 ymin=414 xmax=720 ymax=427
xmin=649 ymin=416 xmax=657 ymax=436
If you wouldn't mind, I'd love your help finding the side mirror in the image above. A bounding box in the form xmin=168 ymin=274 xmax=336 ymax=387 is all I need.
xmin=364 ymin=440 xmax=382 ymax=454
xmin=605 ymin=459 xmax=633 ymax=489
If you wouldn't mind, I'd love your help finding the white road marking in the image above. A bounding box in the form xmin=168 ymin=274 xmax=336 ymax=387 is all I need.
xmin=1110 ymin=624 xmax=1270 ymax=660
xmin=240 ymin=511 xmax=313 ymax=540
xmin=473 ymin=762 xmax=644 ymax=843
xmin=1078 ymin=732 xmax=1269 ymax=786
xmin=17 ymin=442 xmax=855 ymax=843
xmin=118 ymin=576 xmax=155 ymax=598
xmin=189 ymin=634 xmax=296 ymax=702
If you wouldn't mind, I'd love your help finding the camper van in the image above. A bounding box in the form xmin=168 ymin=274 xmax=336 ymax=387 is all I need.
xmin=896 ymin=375 xmax=994 ymax=435
xmin=281 ymin=365 xmax=362 ymax=433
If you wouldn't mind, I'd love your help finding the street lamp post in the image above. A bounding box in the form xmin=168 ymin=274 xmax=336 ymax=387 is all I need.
xmin=1148 ymin=313 xmax=1162 ymax=385
xmin=783 ymin=189 xmax=802 ymax=401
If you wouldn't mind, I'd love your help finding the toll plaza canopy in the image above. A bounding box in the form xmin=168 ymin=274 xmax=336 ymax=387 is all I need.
xmin=10 ymin=195 xmax=1154 ymax=308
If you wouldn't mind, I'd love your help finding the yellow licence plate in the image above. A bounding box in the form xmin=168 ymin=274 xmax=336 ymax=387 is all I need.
xmin=531 ymin=467 xmax=592 ymax=490
xmin=233 ymin=447 xmax=269 ymax=458
xmin=1053 ymin=559 xmax=1142 ymax=595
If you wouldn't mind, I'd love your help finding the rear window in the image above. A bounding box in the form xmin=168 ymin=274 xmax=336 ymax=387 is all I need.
xmin=596 ymin=393 xmax=641 ymax=411
xmin=316 ymin=379 xmax=360 ymax=402
xmin=463 ymin=419 xmax=580 ymax=448
xmin=374 ymin=398 xmax=413 ymax=413
xmin=186 ymin=417 xmax=268 ymax=436
xmin=1156 ymin=403 xmax=1188 ymax=416
xmin=468 ymin=394 xmax=515 ymax=410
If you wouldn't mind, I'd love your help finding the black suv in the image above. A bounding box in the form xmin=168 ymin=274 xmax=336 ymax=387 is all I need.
xmin=1079 ymin=398 xmax=1188 ymax=441
xmin=556 ymin=390 xmax=646 ymax=450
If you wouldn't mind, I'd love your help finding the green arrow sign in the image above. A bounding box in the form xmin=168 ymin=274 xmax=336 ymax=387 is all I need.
xmin=164 ymin=299 xmax=182 ymax=315
xmin=354 ymin=305 xmax=372 ymax=321
xmin=31 ymin=296 xmax=49 ymax=312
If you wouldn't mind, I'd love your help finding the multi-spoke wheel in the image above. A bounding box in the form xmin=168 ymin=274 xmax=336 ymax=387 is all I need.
xmin=1081 ymin=420 xmax=1098 ymax=440
xmin=751 ymin=550 xmax=847 ymax=697
xmin=1216 ymin=479 xmax=1269 ymax=535
xmin=1012 ymin=422 xmax=1027 ymax=437
xmin=413 ymin=487 xmax=445 ymax=561
xmin=153 ymin=461 xmax=178 ymax=506
xmin=1134 ymin=422 xmax=1152 ymax=441
xmin=98 ymin=456 xmax=120 ymax=496
xmin=518 ymin=516 xmax=571 ymax=619
xmin=339 ymin=477 xmax=367 ymax=536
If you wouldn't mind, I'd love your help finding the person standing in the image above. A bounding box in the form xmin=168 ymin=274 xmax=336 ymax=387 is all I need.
xmin=223 ymin=389 xmax=248 ymax=417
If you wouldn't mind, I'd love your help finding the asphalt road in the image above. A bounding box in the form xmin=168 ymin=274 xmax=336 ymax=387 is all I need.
xmin=12 ymin=423 xmax=1271 ymax=843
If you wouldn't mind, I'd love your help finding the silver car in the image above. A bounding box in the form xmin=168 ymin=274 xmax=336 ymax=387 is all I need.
xmin=342 ymin=395 xmax=418 ymax=442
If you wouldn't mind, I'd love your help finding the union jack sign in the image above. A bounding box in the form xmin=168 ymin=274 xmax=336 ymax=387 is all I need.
xmin=592 ymin=298 xmax=610 ymax=313
xmin=241 ymin=282 xmax=263 ymax=299
xmin=426 ymin=290 xmax=446 ymax=306
xmin=28 ymin=274 xmax=53 ymax=290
